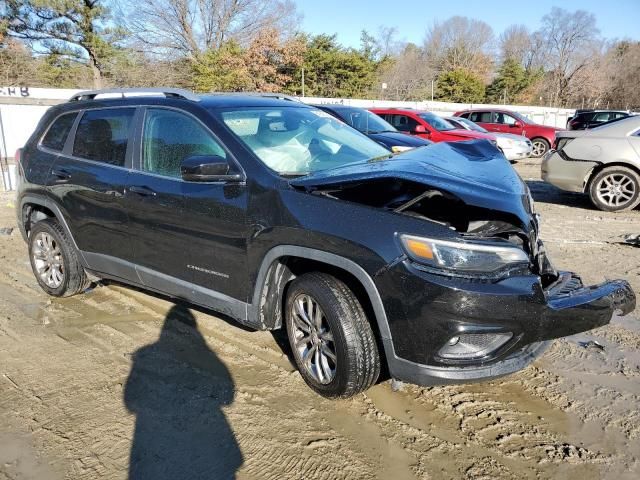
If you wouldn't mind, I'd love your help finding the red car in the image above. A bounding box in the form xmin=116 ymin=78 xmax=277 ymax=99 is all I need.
xmin=453 ymin=108 xmax=563 ymax=157
xmin=370 ymin=108 xmax=497 ymax=144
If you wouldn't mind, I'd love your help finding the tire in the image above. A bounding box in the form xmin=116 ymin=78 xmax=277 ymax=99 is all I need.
xmin=588 ymin=166 xmax=640 ymax=212
xmin=530 ymin=137 xmax=550 ymax=158
xmin=285 ymin=272 xmax=380 ymax=398
xmin=28 ymin=219 xmax=90 ymax=297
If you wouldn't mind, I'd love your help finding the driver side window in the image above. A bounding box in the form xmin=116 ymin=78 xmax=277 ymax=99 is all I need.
xmin=142 ymin=108 xmax=226 ymax=179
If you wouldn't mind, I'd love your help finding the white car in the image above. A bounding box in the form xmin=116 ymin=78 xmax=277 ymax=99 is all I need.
xmin=446 ymin=117 xmax=533 ymax=161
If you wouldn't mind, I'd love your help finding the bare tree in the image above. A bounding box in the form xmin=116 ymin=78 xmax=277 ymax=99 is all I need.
xmin=423 ymin=16 xmax=494 ymax=80
xmin=498 ymin=24 xmax=545 ymax=70
xmin=378 ymin=43 xmax=435 ymax=100
xmin=536 ymin=7 xmax=600 ymax=106
xmin=122 ymin=0 xmax=301 ymax=60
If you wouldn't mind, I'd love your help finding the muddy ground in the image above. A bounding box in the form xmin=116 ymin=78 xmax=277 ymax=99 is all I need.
xmin=0 ymin=160 xmax=638 ymax=480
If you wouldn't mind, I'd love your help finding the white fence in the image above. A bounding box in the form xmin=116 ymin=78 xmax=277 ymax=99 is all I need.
xmin=0 ymin=87 xmax=576 ymax=191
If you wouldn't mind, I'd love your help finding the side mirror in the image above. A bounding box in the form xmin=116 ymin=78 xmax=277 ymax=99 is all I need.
xmin=511 ymin=121 xmax=523 ymax=128
xmin=414 ymin=125 xmax=429 ymax=134
xmin=181 ymin=155 xmax=242 ymax=182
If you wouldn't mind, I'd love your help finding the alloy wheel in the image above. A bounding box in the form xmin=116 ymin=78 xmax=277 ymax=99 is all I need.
xmin=595 ymin=173 xmax=637 ymax=208
xmin=32 ymin=232 xmax=64 ymax=288
xmin=290 ymin=293 xmax=337 ymax=384
xmin=531 ymin=140 xmax=547 ymax=157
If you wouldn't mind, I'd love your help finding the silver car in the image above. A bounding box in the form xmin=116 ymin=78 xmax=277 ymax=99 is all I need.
xmin=542 ymin=115 xmax=640 ymax=211
xmin=446 ymin=116 xmax=533 ymax=161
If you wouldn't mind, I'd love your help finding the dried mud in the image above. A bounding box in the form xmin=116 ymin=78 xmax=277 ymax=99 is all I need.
xmin=0 ymin=160 xmax=638 ymax=479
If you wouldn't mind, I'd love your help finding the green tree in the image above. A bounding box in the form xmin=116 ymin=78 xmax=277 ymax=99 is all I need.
xmin=436 ymin=69 xmax=485 ymax=103
xmin=485 ymin=58 xmax=542 ymax=103
xmin=294 ymin=34 xmax=377 ymax=98
xmin=1 ymin=0 xmax=124 ymax=88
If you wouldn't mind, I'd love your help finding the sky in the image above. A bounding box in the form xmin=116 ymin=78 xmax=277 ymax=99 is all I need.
xmin=292 ymin=0 xmax=640 ymax=48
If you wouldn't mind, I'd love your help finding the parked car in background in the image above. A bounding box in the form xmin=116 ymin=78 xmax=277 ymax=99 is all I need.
xmin=446 ymin=116 xmax=533 ymax=162
xmin=454 ymin=108 xmax=562 ymax=158
xmin=314 ymin=104 xmax=432 ymax=152
xmin=370 ymin=108 xmax=498 ymax=145
xmin=567 ymin=110 xmax=631 ymax=130
xmin=542 ymin=115 xmax=640 ymax=211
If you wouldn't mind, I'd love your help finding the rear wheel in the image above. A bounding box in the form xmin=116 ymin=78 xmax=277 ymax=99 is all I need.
xmin=28 ymin=219 xmax=90 ymax=297
xmin=285 ymin=272 xmax=380 ymax=398
xmin=588 ymin=166 xmax=640 ymax=212
xmin=531 ymin=138 xmax=550 ymax=158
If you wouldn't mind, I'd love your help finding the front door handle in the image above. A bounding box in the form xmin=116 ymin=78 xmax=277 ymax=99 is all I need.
xmin=128 ymin=185 xmax=157 ymax=197
xmin=51 ymin=168 xmax=71 ymax=182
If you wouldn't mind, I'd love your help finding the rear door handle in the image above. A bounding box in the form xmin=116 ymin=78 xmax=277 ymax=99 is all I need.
xmin=51 ymin=168 xmax=71 ymax=181
xmin=128 ymin=185 xmax=157 ymax=197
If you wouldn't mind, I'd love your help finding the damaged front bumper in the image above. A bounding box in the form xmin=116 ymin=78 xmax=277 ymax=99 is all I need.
xmin=379 ymin=262 xmax=636 ymax=386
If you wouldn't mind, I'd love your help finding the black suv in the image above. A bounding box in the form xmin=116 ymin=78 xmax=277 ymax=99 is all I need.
xmin=16 ymin=88 xmax=635 ymax=398
xmin=567 ymin=110 xmax=630 ymax=130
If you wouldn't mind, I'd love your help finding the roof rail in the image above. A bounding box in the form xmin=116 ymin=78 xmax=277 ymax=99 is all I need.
xmin=69 ymin=87 xmax=200 ymax=102
xmin=207 ymin=91 xmax=303 ymax=103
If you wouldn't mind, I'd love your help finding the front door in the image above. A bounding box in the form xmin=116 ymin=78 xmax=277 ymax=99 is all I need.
xmin=125 ymin=107 xmax=250 ymax=304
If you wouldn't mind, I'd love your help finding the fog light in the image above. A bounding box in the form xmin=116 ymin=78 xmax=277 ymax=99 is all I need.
xmin=438 ymin=332 xmax=513 ymax=360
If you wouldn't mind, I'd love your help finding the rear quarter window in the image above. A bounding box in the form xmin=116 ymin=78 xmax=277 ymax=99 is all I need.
xmin=41 ymin=112 xmax=77 ymax=151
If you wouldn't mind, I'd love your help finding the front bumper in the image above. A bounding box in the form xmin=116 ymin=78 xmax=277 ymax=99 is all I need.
xmin=379 ymin=262 xmax=636 ymax=386
xmin=501 ymin=143 xmax=533 ymax=161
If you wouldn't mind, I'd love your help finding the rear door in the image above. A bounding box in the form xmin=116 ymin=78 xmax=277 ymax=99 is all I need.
xmin=125 ymin=106 xmax=250 ymax=303
xmin=49 ymin=106 xmax=137 ymax=279
xmin=468 ymin=111 xmax=496 ymax=132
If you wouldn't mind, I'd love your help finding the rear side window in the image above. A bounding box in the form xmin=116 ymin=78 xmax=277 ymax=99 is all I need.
xmin=142 ymin=108 xmax=226 ymax=178
xmin=41 ymin=112 xmax=77 ymax=151
xmin=469 ymin=112 xmax=493 ymax=123
xmin=72 ymin=108 xmax=135 ymax=166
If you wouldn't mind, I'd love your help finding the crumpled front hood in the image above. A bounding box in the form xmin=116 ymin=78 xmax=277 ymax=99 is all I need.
xmin=290 ymin=140 xmax=533 ymax=227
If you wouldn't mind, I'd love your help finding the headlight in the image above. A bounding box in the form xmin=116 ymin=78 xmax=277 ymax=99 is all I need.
xmin=391 ymin=145 xmax=414 ymax=153
xmin=400 ymin=234 xmax=529 ymax=275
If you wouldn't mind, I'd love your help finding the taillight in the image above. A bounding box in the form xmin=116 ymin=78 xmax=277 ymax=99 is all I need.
xmin=14 ymin=148 xmax=21 ymax=166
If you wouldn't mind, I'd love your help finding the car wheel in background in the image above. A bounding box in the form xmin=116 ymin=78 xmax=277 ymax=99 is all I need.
xmin=588 ymin=166 xmax=640 ymax=212
xmin=285 ymin=272 xmax=380 ymax=398
xmin=530 ymin=138 xmax=550 ymax=158
xmin=28 ymin=219 xmax=90 ymax=297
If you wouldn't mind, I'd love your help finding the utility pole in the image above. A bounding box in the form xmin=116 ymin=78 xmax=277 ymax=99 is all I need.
xmin=301 ymin=68 xmax=305 ymax=97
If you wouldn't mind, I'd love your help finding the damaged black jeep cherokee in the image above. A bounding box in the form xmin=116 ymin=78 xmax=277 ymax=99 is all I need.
xmin=16 ymin=88 xmax=635 ymax=398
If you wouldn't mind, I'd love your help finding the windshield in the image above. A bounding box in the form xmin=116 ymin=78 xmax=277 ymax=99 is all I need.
xmin=331 ymin=107 xmax=396 ymax=134
xmin=217 ymin=107 xmax=391 ymax=175
xmin=418 ymin=113 xmax=456 ymax=131
xmin=455 ymin=117 xmax=489 ymax=133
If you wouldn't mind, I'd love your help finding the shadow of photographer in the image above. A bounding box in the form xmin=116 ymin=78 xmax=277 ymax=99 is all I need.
xmin=124 ymin=304 xmax=242 ymax=479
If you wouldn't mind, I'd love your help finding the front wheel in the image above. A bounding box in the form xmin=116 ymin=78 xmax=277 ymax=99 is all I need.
xmin=530 ymin=138 xmax=550 ymax=158
xmin=285 ymin=272 xmax=380 ymax=398
xmin=588 ymin=166 xmax=640 ymax=212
